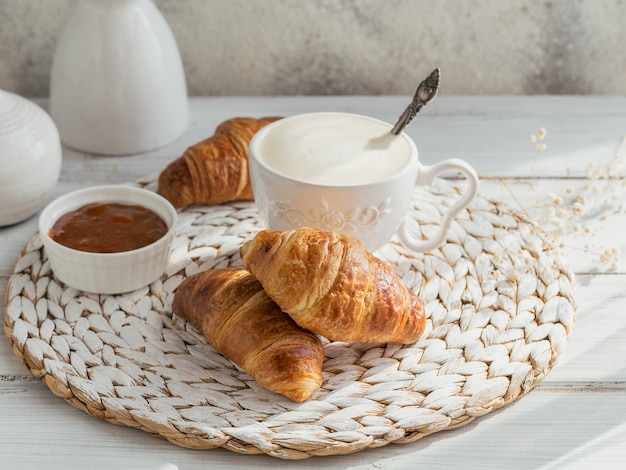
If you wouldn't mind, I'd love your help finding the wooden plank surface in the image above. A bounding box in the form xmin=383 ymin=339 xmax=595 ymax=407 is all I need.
xmin=2 ymin=96 xmax=625 ymax=469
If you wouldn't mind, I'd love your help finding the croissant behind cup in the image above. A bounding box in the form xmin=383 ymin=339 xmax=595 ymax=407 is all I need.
xmin=157 ymin=116 xmax=281 ymax=207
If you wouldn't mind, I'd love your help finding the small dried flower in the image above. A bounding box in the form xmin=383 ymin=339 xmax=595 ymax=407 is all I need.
xmin=505 ymin=132 xmax=624 ymax=272
xmin=548 ymin=193 xmax=563 ymax=205
xmin=549 ymin=217 xmax=563 ymax=228
xmin=572 ymin=202 xmax=584 ymax=216
xmin=573 ymin=194 xmax=586 ymax=204
xmin=536 ymin=128 xmax=548 ymax=140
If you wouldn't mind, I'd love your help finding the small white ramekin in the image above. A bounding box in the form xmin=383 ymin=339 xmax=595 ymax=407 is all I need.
xmin=39 ymin=185 xmax=177 ymax=295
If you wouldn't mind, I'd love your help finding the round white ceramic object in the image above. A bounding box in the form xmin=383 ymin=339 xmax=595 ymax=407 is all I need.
xmin=50 ymin=0 xmax=189 ymax=155
xmin=39 ymin=185 xmax=177 ymax=294
xmin=0 ymin=89 xmax=62 ymax=227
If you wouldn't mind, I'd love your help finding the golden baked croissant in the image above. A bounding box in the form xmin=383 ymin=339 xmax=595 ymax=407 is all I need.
xmin=240 ymin=228 xmax=426 ymax=344
xmin=172 ymin=267 xmax=324 ymax=402
xmin=157 ymin=116 xmax=281 ymax=207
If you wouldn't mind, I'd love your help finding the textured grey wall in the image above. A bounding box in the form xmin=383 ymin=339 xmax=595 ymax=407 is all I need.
xmin=1 ymin=0 xmax=625 ymax=97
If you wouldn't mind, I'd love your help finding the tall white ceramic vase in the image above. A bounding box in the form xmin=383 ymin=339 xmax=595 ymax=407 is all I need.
xmin=0 ymin=89 xmax=62 ymax=226
xmin=50 ymin=0 xmax=188 ymax=155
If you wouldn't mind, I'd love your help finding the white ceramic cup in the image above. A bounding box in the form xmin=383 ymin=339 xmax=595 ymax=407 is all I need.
xmin=248 ymin=112 xmax=479 ymax=253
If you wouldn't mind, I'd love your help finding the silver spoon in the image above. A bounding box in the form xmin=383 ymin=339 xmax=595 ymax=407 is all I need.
xmin=390 ymin=67 xmax=440 ymax=135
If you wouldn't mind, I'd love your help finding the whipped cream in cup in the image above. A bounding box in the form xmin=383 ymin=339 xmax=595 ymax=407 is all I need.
xmin=249 ymin=112 xmax=478 ymax=253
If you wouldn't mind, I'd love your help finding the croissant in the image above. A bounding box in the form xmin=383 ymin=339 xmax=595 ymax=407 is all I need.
xmin=157 ymin=116 xmax=281 ymax=207
xmin=172 ymin=267 xmax=324 ymax=402
xmin=240 ymin=228 xmax=426 ymax=344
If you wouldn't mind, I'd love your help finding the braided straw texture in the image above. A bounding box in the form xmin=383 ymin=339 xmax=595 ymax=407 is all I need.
xmin=4 ymin=176 xmax=576 ymax=460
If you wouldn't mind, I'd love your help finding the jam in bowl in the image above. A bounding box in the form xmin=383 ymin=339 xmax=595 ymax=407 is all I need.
xmin=39 ymin=185 xmax=177 ymax=294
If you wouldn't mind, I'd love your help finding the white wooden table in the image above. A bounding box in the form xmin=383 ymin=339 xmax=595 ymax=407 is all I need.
xmin=2 ymin=96 xmax=625 ymax=469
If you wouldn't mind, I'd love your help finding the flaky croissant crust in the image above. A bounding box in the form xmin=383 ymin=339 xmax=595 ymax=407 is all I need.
xmin=240 ymin=228 xmax=426 ymax=344
xmin=172 ymin=267 xmax=324 ymax=402
xmin=157 ymin=116 xmax=281 ymax=207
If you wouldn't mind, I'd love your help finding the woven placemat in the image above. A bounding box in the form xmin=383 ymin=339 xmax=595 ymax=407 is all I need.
xmin=4 ymin=176 xmax=576 ymax=460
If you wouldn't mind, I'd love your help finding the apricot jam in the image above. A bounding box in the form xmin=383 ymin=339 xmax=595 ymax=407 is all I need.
xmin=49 ymin=202 xmax=168 ymax=253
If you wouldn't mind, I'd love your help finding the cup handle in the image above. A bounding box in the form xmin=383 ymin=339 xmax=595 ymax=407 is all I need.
xmin=398 ymin=158 xmax=479 ymax=252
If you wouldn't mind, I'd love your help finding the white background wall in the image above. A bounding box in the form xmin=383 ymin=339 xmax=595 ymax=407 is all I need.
xmin=1 ymin=0 xmax=625 ymax=97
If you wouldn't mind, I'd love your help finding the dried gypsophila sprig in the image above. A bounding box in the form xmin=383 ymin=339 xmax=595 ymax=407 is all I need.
xmin=526 ymin=127 xmax=548 ymax=153
xmin=524 ymin=128 xmax=548 ymax=175
xmin=583 ymin=134 xmax=626 ymax=213
xmin=529 ymin=130 xmax=623 ymax=270
xmin=485 ymin=129 xmax=623 ymax=272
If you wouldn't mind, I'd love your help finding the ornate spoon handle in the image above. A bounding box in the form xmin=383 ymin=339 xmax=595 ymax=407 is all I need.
xmin=390 ymin=68 xmax=440 ymax=135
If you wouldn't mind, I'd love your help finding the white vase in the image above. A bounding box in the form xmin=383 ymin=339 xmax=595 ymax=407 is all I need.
xmin=0 ymin=90 xmax=62 ymax=226
xmin=49 ymin=0 xmax=189 ymax=155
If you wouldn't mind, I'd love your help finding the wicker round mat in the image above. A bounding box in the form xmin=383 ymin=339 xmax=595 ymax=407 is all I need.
xmin=4 ymin=176 xmax=576 ymax=460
